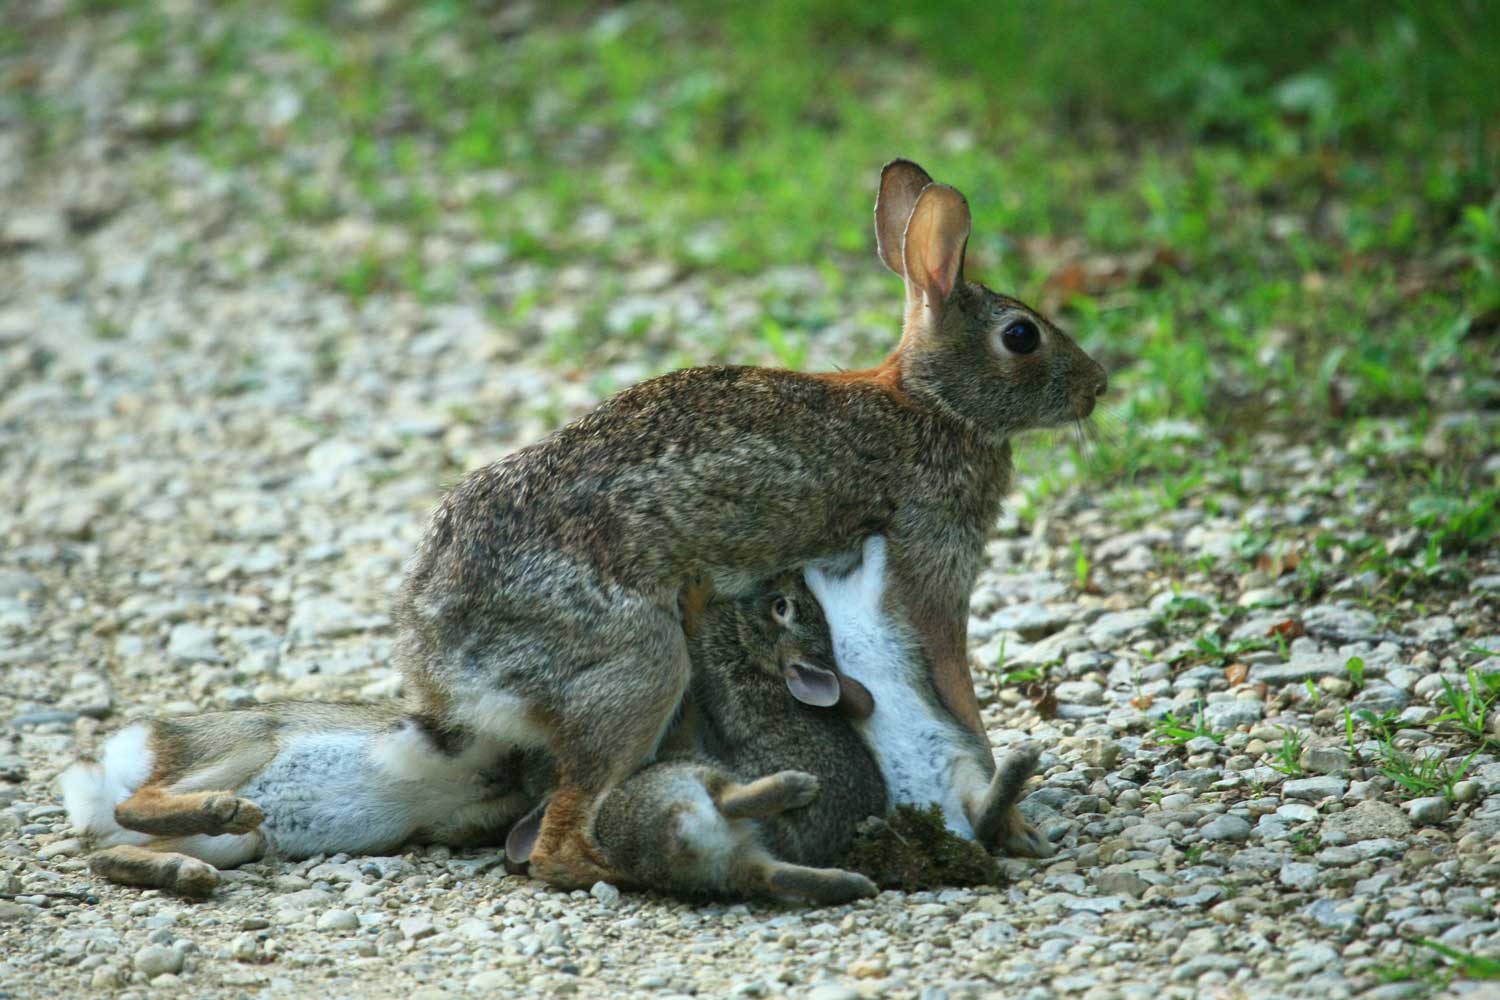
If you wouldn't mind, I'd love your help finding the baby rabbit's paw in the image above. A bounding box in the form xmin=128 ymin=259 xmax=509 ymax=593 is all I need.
xmin=998 ymin=813 xmax=1056 ymax=859
xmin=767 ymin=864 xmax=878 ymax=905
xmin=717 ymin=771 xmax=819 ymax=819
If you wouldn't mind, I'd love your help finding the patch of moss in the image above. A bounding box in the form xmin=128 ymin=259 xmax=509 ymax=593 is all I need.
xmin=839 ymin=804 xmax=1001 ymax=891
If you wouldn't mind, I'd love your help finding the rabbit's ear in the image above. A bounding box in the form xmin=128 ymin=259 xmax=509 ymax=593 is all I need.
xmin=784 ymin=661 xmax=841 ymax=707
xmin=902 ymin=183 xmax=970 ymax=311
xmin=835 ymin=674 xmax=876 ymax=721
xmin=875 ymin=159 xmax=935 ymax=277
xmin=505 ymin=799 xmax=547 ymax=863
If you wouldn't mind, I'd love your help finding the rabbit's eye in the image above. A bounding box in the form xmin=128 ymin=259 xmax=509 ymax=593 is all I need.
xmin=771 ymin=597 xmax=792 ymax=623
xmin=999 ymin=319 xmax=1041 ymax=355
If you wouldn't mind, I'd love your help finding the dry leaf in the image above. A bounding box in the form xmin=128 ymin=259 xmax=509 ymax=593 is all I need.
xmin=1267 ymin=619 xmax=1305 ymax=641
xmin=1255 ymin=548 xmax=1303 ymax=577
xmin=1023 ymin=682 xmax=1058 ymax=720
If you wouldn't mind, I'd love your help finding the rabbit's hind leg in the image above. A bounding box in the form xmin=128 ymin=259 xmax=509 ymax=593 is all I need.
xmin=740 ymin=851 xmax=877 ymax=905
xmin=970 ymin=745 xmax=1053 ymax=859
xmin=528 ymin=606 xmax=692 ymax=889
xmin=113 ymin=784 xmax=264 ymax=837
xmin=715 ymin=770 xmax=819 ymax=819
xmin=89 ymin=844 xmax=220 ymax=898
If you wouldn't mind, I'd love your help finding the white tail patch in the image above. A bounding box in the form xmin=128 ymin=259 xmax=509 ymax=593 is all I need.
xmin=449 ymin=689 xmax=549 ymax=748
xmin=59 ymin=724 xmax=155 ymax=847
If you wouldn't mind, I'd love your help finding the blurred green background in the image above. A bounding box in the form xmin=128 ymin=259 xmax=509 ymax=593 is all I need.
xmin=10 ymin=0 xmax=1500 ymax=581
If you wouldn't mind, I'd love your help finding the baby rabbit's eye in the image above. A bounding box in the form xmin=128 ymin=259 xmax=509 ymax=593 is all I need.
xmin=771 ymin=596 xmax=793 ymax=624
xmin=999 ymin=319 xmax=1040 ymax=355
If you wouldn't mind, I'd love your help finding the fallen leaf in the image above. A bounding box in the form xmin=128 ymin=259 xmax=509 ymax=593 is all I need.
xmin=1023 ymin=682 xmax=1058 ymax=720
xmin=1255 ymin=548 xmax=1303 ymax=576
xmin=1267 ymin=619 xmax=1305 ymax=641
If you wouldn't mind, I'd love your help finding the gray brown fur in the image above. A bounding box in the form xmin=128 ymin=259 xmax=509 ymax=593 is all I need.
xmin=685 ymin=575 xmax=886 ymax=864
xmin=394 ymin=159 xmax=1106 ymax=886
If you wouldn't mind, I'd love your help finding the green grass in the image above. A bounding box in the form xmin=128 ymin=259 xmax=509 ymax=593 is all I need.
xmin=1434 ymin=670 xmax=1500 ymax=747
xmin=1375 ymin=745 xmax=1477 ymax=801
xmin=1268 ymin=727 xmax=1306 ymax=777
xmin=1151 ymin=700 xmax=1222 ymax=747
xmin=1419 ymin=939 xmax=1500 ymax=981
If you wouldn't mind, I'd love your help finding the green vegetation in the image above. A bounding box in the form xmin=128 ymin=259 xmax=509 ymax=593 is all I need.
xmin=1151 ymin=700 xmax=1222 ymax=747
xmin=1375 ymin=744 xmax=1477 ymax=801
xmin=1268 ymin=727 xmax=1306 ymax=777
xmin=841 ymin=804 xmax=1001 ymax=890
xmin=1419 ymin=939 xmax=1500 ymax=981
xmin=8 ymin=1 xmax=1496 ymax=589
xmin=1435 ymin=670 xmax=1500 ymax=747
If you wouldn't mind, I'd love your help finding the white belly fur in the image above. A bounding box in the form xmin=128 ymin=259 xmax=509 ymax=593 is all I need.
xmin=804 ymin=536 xmax=975 ymax=838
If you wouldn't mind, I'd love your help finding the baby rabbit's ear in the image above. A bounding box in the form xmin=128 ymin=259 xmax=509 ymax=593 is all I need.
xmin=902 ymin=183 xmax=971 ymax=313
xmin=875 ymin=159 xmax=935 ymax=277
xmin=783 ymin=661 xmax=841 ymax=707
xmin=505 ymin=799 xmax=547 ymax=864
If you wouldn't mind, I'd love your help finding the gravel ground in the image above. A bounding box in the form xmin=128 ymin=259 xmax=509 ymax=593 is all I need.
xmin=5 ymin=11 xmax=1500 ymax=1000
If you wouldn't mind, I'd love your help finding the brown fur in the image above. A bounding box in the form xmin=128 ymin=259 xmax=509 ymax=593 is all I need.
xmin=89 ymin=844 xmax=220 ymax=898
xmin=113 ymin=786 xmax=264 ymax=837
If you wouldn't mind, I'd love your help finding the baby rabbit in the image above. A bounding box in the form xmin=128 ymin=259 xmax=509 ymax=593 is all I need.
xmin=591 ymin=572 xmax=884 ymax=903
xmin=60 ymin=702 xmax=537 ymax=896
xmin=397 ymin=158 xmax=1106 ymax=887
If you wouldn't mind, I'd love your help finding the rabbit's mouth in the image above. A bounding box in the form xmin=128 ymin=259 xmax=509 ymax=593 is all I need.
xmin=1070 ymin=368 xmax=1108 ymax=419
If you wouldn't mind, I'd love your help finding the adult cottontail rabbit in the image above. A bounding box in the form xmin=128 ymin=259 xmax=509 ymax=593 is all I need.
xmin=806 ymin=536 xmax=1052 ymax=856
xmin=397 ymin=158 xmax=1106 ymax=887
xmin=59 ymin=702 xmax=540 ymax=896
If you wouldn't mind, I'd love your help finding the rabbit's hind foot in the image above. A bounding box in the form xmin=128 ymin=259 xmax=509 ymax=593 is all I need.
xmin=716 ymin=770 xmax=819 ymax=819
xmin=90 ymin=845 xmax=220 ymax=898
xmin=763 ymin=862 xmax=877 ymax=905
xmin=527 ymin=790 xmax=619 ymax=889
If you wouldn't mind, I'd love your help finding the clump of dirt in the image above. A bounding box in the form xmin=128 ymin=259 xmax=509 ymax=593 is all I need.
xmin=840 ymin=804 xmax=1001 ymax=891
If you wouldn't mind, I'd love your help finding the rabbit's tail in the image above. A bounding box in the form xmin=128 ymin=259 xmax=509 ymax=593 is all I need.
xmin=59 ymin=724 xmax=155 ymax=848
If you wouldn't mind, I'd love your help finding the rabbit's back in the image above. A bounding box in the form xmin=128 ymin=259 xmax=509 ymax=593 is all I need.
xmin=402 ymin=365 xmax=994 ymax=597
